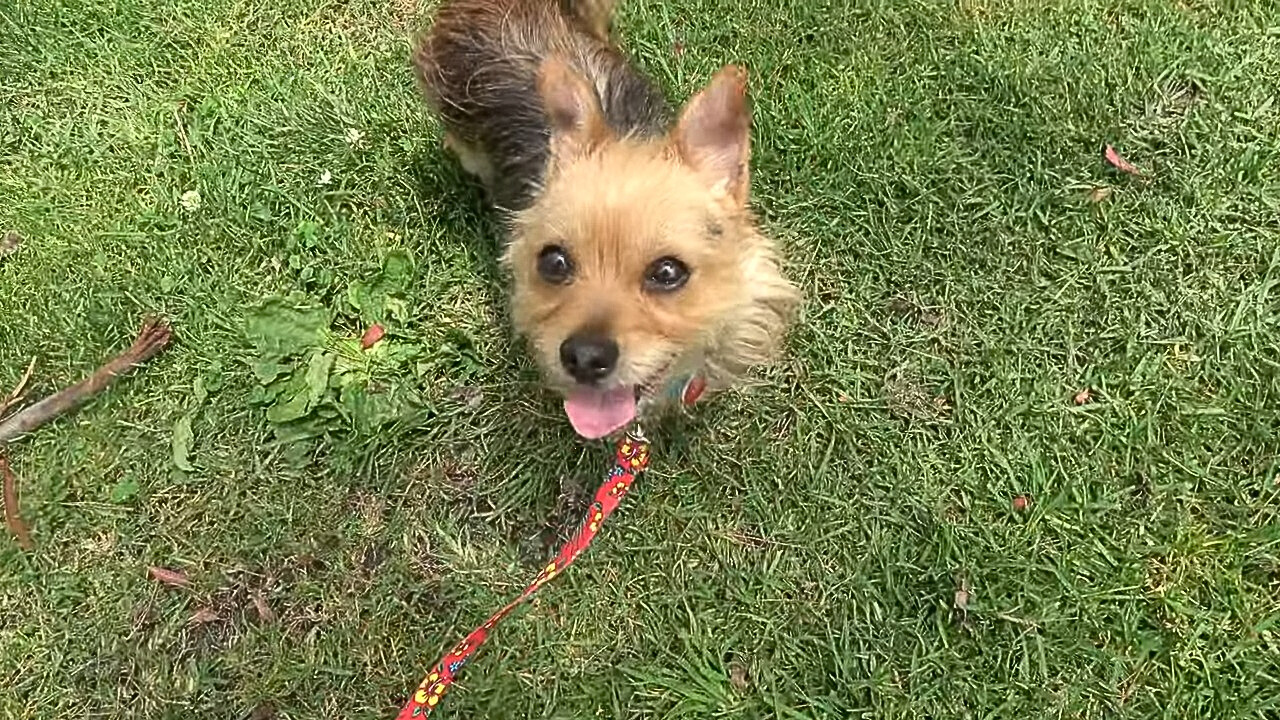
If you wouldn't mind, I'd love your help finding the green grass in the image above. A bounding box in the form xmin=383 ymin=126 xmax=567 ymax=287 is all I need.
xmin=3 ymin=0 xmax=1280 ymax=717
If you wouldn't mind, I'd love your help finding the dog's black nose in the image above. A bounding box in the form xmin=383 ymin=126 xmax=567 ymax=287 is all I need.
xmin=559 ymin=333 xmax=619 ymax=383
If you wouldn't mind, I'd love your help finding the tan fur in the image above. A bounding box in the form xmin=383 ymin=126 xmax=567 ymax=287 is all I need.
xmin=418 ymin=0 xmax=799 ymax=413
xmin=507 ymin=126 xmax=799 ymax=398
xmin=564 ymin=0 xmax=619 ymax=40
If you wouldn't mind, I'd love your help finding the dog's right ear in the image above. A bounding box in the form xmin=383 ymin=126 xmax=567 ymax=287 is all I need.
xmin=538 ymin=56 xmax=610 ymax=163
xmin=671 ymin=65 xmax=751 ymax=205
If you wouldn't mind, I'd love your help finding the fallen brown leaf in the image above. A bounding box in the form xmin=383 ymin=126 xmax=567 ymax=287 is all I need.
xmin=1088 ymin=186 xmax=1112 ymax=203
xmin=251 ymin=590 xmax=276 ymax=622
xmin=1 ymin=455 xmax=34 ymax=550
xmin=954 ymin=576 xmax=972 ymax=612
xmin=245 ymin=702 xmax=277 ymax=720
xmin=1074 ymin=388 xmax=1093 ymax=405
xmin=449 ymin=385 xmax=484 ymax=409
xmin=0 ymin=230 xmax=22 ymax=258
xmin=189 ymin=607 xmax=219 ymax=624
xmin=1103 ymin=144 xmax=1144 ymax=177
xmin=148 ymin=566 xmax=191 ymax=588
xmin=728 ymin=661 xmax=751 ymax=692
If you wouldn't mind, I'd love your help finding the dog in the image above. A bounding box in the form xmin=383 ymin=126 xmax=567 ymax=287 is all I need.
xmin=413 ymin=0 xmax=798 ymax=438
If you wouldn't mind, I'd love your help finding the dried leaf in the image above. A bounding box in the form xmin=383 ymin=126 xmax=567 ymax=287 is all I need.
xmin=246 ymin=701 xmax=277 ymax=720
xmin=1 ymin=230 xmax=24 ymax=258
xmin=189 ymin=607 xmax=219 ymax=624
xmin=148 ymin=566 xmax=191 ymax=588
xmin=1074 ymin=388 xmax=1093 ymax=405
xmin=728 ymin=661 xmax=751 ymax=692
xmin=449 ymin=385 xmax=483 ymax=408
xmin=953 ymin=576 xmax=972 ymax=612
xmin=251 ymin=590 xmax=276 ymax=622
xmin=1103 ymin=144 xmax=1143 ymax=176
xmin=1088 ymin=186 xmax=1112 ymax=203
xmin=2 ymin=455 xmax=34 ymax=550
xmin=360 ymin=323 xmax=385 ymax=350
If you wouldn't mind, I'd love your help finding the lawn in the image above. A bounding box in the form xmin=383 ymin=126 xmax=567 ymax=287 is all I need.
xmin=2 ymin=0 xmax=1279 ymax=717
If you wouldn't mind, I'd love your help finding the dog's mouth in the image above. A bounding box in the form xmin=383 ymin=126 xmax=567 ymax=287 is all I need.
xmin=563 ymin=385 xmax=638 ymax=439
xmin=562 ymin=364 xmax=679 ymax=439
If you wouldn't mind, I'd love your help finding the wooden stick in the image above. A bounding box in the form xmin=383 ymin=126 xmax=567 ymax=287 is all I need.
xmin=0 ymin=317 xmax=172 ymax=445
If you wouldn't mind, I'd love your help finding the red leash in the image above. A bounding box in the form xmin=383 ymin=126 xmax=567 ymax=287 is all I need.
xmin=396 ymin=427 xmax=652 ymax=718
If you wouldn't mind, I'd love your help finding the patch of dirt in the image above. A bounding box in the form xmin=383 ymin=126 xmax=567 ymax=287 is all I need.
xmin=280 ymin=597 xmax=328 ymax=640
xmin=415 ymin=451 xmax=493 ymax=520
xmin=884 ymin=366 xmax=951 ymax=422
xmin=1158 ymin=78 xmax=1203 ymax=120
xmin=128 ymin=599 xmax=159 ymax=639
xmin=244 ymin=702 xmax=276 ymax=720
xmin=356 ymin=543 xmax=387 ymax=576
xmin=1126 ymin=468 xmax=1152 ymax=508
xmin=281 ymin=551 xmax=328 ymax=582
xmin=1087 ymin=185 xmax=1112 ymax=203
xmin=345 ymin=492 xmax=386 ymax=534
xmin=412 ymin=542 xmax=446 ymax=583
xmin=398 ymin=583 xmax=455 ymax=619
xmin=887 ymin=295 xmax=946 ymax=329
xmin=1128 ymin=76 xmax=1205 ymax=155
xmin=511 ymin=474 xmax=591 ymax=567
xmin=448 ymin=385 xmax=484 ymax=409
xmin=165 ymin=565 xmax=287 ymax=661
xmin=726 ymin=524 xmax=770 ymax=551
xmin=941 ymin=489 xmax=969 ymax=523
xmin=546 ymin=475 xmax=589 ymax=542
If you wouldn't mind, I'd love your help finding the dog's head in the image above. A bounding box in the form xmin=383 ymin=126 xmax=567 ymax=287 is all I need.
xmin=505 ymin=58 xmax=799 ymax=438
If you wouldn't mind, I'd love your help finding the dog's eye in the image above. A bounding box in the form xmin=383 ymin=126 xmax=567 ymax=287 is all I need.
xmin=537 ymin=245 xmax=574 ymax=284
xmin=644 ymin=257 xmax=690 ymax=292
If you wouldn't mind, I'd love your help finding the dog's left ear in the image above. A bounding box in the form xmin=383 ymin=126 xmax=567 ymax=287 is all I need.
xmin=672 ymin=65 xmax=751 ymax=205
xmin=538 ymin=55 xmax=610 ymax=164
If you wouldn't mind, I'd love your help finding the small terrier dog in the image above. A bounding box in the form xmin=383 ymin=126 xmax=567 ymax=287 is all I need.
xmin=414 ymin=0 xmax=798 ymax=438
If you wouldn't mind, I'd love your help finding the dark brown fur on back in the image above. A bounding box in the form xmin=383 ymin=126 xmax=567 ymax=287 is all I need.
xmin=413 ymin=0 xmax=667 ymax=212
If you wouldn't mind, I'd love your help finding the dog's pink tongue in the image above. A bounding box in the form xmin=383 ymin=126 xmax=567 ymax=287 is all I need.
xmin=563 ymin=386 xmax=636 ymax=439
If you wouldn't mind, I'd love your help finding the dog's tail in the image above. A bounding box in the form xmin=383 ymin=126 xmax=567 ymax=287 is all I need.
xmin=560 ymin=0 xmax=620 ymax=41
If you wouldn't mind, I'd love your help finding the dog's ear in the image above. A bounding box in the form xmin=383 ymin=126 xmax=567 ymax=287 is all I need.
xmin=538 ymin=55 xmax=610 ymax=162
xmin=672 ymin=65 xmax=751 ymax=204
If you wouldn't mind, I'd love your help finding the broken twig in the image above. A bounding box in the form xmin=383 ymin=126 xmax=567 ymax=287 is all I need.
xmin=0 ymin=317 xmax=172 ymax=445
